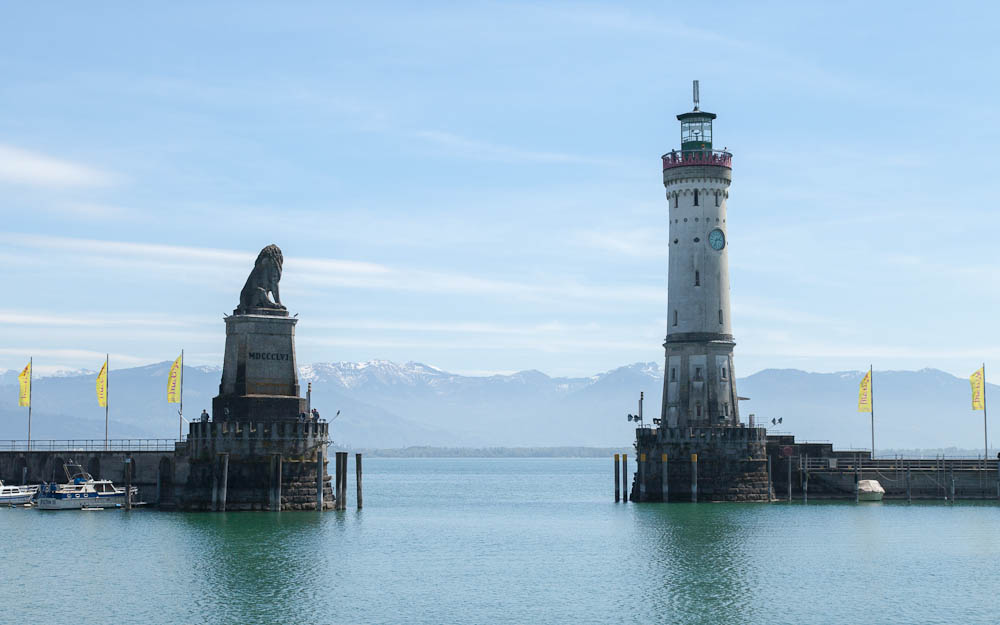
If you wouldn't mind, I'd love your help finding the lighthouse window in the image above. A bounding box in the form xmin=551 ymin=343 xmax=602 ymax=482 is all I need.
xmin=721 ymin=367 xmax=727 ymax=379
xmin=724 ymin=402 xmax=730 ymax=416
xmin=693 ymin=190 xmax=699 ymax=206
xmin=672 ymin=310 xmax=678 ymax=326
xmin=674 ymin=195 xmax=678 ymax=208
xmin=695 ymin=367 xmax=702 ymax=380
xmin=673 ymin=239 xmax=678 ymax=244
xmin=694 ymin=271 xmax=700 ymax=286
xmin=715 ymin=193 xmax=720 ymax=207
xmin=719 ymin=309 xmax=723 ymax=324
xmin=695 ymin=402 xmax=702 ymax=417
xmin=671 ymin=368 xmax=676 ymax=381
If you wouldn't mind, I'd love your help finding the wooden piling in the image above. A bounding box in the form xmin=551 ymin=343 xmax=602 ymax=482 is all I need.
xmin=906 ymin=463 xmax=911 ymax=503
xmin=614 ymin=454 xmax=620 ymax=502
xmin=638 ymin=453 xmax=646 ymax=502
xmin=766 ymin=455 xmax=772 ymax=501
xmin=215 ymin=452 xmax=229 ymax=512
xmin=803 ymin=455 xmax=808 ymax=504
xmin=356 ymin=453 xmax=363 ymax=509
xmin=315 ymin=448 xmax=324 ymax=511
xmin=124 ymin=457 xmax=132 ymax=510
xmin=691 ymin=453 xmax=698 ymax=503
xmin=621 ymin=453 xmax=628 ymax=503
xmin=338 ymin=451 xmax=348 ymax=510
xmin=787 ymin=455 xmax=792 ymax=502
xmin=269 ymin=454 xmax=282 ymax=511
xmin=334 ymin=450 xmax=343 ymax=509
xmin=660 ymin=453 xmax=669 ymax=502
xmin=854 ymin=462 xmax=859 ymax=503
xmin=950 ymin=467 xmax=956 ymax=503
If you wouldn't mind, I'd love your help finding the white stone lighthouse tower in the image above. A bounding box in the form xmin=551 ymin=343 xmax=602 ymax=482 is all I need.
xmin=660 ymin=81 xmax=739 ymax=429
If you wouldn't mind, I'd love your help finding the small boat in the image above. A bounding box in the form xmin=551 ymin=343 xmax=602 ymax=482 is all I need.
xmin=0 ymin=480 xmax=39 ymax=506
xmin=858 ymin=479 xmax=885 ymax=502
xmin=37 ymin=461 xmax=137 ymax=511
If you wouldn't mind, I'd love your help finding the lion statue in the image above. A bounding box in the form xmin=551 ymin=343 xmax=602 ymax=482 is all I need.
xmin=237 ymin=244 xmax=286 ymax=314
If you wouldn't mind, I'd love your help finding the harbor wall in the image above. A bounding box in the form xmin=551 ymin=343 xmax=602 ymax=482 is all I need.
xmin=0 ymin=449 xmax=179 ymax=506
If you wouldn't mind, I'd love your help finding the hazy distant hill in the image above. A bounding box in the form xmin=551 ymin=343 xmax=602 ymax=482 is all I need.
xmin=0 ymin=362 xmax=995 ymax=450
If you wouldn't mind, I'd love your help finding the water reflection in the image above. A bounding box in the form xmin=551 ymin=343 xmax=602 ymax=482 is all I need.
xmin=179 ymin=512 xmax=349 ymax=622
xmin=632 ymin=504 xmax=763 ymax=624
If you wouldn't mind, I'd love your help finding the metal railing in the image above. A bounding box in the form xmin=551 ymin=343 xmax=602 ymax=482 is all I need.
xmin=799 ymin=456 xmax=998 ymax=472
xmin=0 ymin=439 xmax=180 ymax=452
xmin=662 ymin=149 xmax=732 ymax=170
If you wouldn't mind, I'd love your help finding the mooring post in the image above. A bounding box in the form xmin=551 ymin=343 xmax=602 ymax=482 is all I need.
xmin=950 ymin=467 xmax=956 ymax=503
xmin=334 ymin=450 xmax=343 ymax=509
xmin=766 ymin=455 xmax=773 ymax=501
xmin=691 ymin=453 xmax=698 ymax=503
xmin=906 ymin=462 xmax=911 ymax=503
xmin=338 ymin=451 xmax=348 ymax=510
xmin=787 ymin=456 xmax=792 ymax=502
xmin=269 ymin=454 xmax=282 ymax=511
xmin=124 ymin=457 xmax=132 ymax=511
xmin=638 ymin=453 xmax=646 ymax=502
xmin=614 ymin=454 xmax=620 ymax=503
xmin=802 ymin=455 xmax=808 ymax=504
xmin=854 ymin=462 xmax=859 ymax=504
xmin=356 ymin=453 xmax=363 ymax=509
xmin=342 ymin=452 xmax=349 ymax=510
xmin=315 ymin=448 xmax=324 ymax=511
xmin=661 ymin=453 xmax=669 ymax=502
xmin=218 ymin=453 xmax=229 ymax=512
xmin=622 ymin=453 xmax=628 ymax=502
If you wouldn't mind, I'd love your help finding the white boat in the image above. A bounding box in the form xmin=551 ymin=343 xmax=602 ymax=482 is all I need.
xmin=0 ymin=480 xmax=39 ymax=506
xmin=37 ymin=462 xmax=136 ymax=510
xmin=858 ymin=479 xmax=885 ymax=502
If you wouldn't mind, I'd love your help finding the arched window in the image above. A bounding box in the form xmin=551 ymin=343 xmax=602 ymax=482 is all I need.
xmin=695 ymin=270 xmax=700 ymax=286
xmin=674 ymin=195 xmax=678 ymax=208
xmin=670 ymin=368 xmax=676 ymax=381
xmin=715 ymin=192 xmax=720 ymax=207
xmin=693 ymin=190 xmax=699 ymax=206
xmin=718 ymin=309 xmax=723 ymax=324
xmin=673 ymin=310 xmax=678 ymax=326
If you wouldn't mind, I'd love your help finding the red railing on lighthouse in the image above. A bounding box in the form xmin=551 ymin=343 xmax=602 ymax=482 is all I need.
xmin=662 ymin=149 xmax=732 ymax=170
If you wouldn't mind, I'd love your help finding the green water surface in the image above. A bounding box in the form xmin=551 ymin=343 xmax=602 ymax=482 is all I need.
xmin=2 ymin=458 xmax=997 ymax=624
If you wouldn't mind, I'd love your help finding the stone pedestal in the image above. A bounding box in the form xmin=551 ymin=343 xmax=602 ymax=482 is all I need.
xmin=212 ymin=312 xmax=306 ymax=421
xmin=631 ymin=425 xmax=771 ymax=502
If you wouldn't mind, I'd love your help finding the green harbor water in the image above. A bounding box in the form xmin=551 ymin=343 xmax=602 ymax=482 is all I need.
xmin=2 ymin=458 xmax=998 ymax=624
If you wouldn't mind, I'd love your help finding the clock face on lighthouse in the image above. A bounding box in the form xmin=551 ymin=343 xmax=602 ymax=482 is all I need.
xmin=708 ymin=228 xmax=725 ymax=250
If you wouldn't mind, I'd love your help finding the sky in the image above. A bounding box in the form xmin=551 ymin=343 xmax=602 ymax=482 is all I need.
xmin=2 ymin=2 xmax=1000 ymax=378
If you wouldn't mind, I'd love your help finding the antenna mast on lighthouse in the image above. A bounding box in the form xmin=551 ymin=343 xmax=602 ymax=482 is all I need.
xmin=692 ymin=79 xmax=700 ymax=111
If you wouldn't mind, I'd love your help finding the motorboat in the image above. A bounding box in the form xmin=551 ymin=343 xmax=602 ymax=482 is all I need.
xmin=0 ymin=480 xmax=39 ymax=506
xmin=37 ymin=462 xmax=136 ymax=510
xmin=858 ymin=479 xmax=885 ymax=502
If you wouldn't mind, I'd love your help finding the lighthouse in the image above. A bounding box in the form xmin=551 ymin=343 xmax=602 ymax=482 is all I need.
xmin=630 ymin=81 xmax=769 ymax=502
xmin=660 ymin=80 xmax=738 ymax=429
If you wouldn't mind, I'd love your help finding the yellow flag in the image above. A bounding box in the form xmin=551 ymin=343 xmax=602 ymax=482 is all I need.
xmin=970 ymin=366 xmax=985 ymax=410
xmin=858 ymin=370 xmax=872 ymax=413
xmin=96 ymin=361 xmax=108 ymax=408
xmin=167 ymin=354 xmax=182 ymax=404
xmin=17 ymin=362 xmax=31 ymax=407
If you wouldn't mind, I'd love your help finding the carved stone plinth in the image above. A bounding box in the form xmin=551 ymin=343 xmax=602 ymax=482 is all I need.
xmin=212 ymin=313 xmax=306 ymax=422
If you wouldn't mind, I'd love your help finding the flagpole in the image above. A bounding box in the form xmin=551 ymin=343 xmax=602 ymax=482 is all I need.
xmin=983 ymin=362 xmax=988 ymax=469
xmin=27 ymin=356 xmax=32 ymax=452
xmin=105 ymin=353 xmax=109 ymax=452
xmin=870 ymin=364 xmax=875 ymax=459
xmin=179 ymin=349 xmax=184 ymax=441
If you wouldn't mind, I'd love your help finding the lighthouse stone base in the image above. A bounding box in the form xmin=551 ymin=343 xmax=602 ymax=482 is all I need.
xmin=631 ymin=426 xmax=771 ymax=502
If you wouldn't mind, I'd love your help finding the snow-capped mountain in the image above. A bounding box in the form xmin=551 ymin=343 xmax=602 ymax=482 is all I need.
xmin=0 ymin=361 xmax=994 ymax=450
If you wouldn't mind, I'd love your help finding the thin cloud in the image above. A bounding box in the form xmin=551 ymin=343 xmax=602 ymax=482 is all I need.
xmin=0 ymin=144 xmax=117 ymax=188
xmin=413 ymin=130 xmax=620 ymax=167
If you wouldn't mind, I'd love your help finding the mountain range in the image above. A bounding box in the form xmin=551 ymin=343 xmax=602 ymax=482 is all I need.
xmin=0 ymin=361 xmax=995 ymax=451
